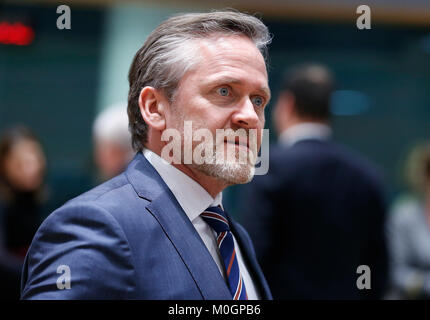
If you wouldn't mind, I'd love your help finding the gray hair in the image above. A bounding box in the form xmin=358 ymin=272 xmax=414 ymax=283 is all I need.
xmin=127 ymin=9 xmax=272 ymax=151
xmin=93 ymin=102 xmax=132 ymax=151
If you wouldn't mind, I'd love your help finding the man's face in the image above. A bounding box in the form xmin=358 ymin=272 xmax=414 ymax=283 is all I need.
xmin=165 ymin=34 xmax=270 ymax=185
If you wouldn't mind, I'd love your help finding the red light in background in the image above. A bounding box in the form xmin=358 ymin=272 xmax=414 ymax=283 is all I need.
xmin=0 ymin=22 xmax=35 ymax=46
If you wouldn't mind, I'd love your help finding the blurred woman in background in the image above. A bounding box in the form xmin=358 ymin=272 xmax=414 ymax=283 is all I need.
xmin=387 ymin=143 xmax=430 ymax=299
xmin=0 ymin=126 xmax=48 ymax=299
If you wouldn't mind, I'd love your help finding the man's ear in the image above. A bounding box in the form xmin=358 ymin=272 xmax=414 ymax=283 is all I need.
xmin=138 ymin=86 xmax=167 ymax=131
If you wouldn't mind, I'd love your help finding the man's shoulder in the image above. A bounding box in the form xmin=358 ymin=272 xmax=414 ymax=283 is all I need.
xmin=39 ymin=174 xmax=131 ymax=227
xmin=72 ymin=173 xmax=137 ymax=204
xmin=58 ymin=153 xmax=157 ymax=216
xmin=276 ymin=139 xmax=374 ymax=164
xmin=42 ymin=166 xmax=154 ymax=232
xmin=270 ymin=139 xmax=384 ymax=185
xmin=273 ymin=139 xmax=358 ymax=161
xmin=21 ymin=172 xmax=141 ymax=300
xmin=270 ymin=139 xmax=331 ymax=164
xmin=327 ymin=141 xmax=384 ymax=183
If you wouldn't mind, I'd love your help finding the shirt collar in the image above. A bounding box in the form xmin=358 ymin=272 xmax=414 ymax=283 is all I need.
xmin=143 ymin=149 xmax=223 ymax=222
xmin=279 ymin=122 xmax=332 ymax=147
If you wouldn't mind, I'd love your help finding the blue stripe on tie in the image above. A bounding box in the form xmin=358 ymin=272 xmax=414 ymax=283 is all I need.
xmin=201 ymin=206 xmax=248 ymax=300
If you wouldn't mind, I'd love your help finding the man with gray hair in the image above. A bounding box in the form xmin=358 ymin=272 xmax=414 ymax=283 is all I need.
xmin=93 ymin=103 xmax=134 ymax=181
xmin=21 ymin=10 xmax=272 ymax=300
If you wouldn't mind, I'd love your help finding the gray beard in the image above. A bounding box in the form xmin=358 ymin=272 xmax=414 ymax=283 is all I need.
xmin=168 ymin=110 xmax=257 ymax=185
xmin=189 ymin=152 xmax=255 ymax=185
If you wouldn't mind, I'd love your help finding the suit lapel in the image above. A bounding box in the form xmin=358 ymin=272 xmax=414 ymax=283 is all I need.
xmin=126 ymin=153 xmax=231 ymax=300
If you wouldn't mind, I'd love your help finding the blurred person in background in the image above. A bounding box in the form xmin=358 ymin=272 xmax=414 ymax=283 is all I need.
xmin=239 ymin=63 xmax=389 ymax=299
xmin=93 ymin=103 xmax=134 ymax=182
xmin=387 ymin=143 xmax=430 ymax=299
xmin=0 ymin=126 xmax=48 ymax=299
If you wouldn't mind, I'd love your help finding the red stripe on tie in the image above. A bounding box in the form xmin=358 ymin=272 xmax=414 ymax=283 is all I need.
xmin=234 ymin=276 xmax=242 ymax=300
xmin=217 ymin=231 xmax=227 ymax=246
xmin=202 ymin=212 xmax=228 ymax=225
xmin=226 ymin=249 xmax=236 ymax=277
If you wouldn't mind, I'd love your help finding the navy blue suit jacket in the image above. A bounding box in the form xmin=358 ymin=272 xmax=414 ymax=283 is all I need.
xmin=21 ymin=153 xmax=272 ymax=299
xmin=240 ymin=139 xmax=388 ymax=299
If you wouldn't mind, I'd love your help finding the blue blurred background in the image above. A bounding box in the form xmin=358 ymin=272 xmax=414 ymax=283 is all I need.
xmin=1 ymin=0 xmax=429 ymax=213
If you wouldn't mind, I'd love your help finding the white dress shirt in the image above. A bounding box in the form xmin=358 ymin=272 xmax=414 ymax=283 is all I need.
xmin=279 ymin=122 xmax=332 ymax=147
xmin=143 ymin=149 xmax=260 ymax=299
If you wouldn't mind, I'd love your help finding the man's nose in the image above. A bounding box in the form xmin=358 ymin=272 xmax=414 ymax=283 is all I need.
xmin=231 ymin=98 xmax=260 ymax=129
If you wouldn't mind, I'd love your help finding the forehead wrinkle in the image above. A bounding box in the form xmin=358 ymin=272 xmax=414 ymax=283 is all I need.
xmin=181 ymin=35 xmax=269 ymax=100
xmin=196 ymin=34 xmax=267 ymax=74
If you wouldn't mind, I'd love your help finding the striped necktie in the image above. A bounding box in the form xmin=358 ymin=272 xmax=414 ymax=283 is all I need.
xmin=201 ymin=206 xmax=248 ymax=300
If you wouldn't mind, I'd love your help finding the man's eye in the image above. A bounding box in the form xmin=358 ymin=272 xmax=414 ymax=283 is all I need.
xmin=217 ymin=87 xmax=230 ymax=96
xmin=252 ymin=96 xmax=264 ymax=107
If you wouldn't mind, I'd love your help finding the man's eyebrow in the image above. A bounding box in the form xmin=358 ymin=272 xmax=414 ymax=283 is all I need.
xmin=207 ymin=76 xmax=271 ymax=99
xmin=260 ymin=87 xmax=271 ymax=102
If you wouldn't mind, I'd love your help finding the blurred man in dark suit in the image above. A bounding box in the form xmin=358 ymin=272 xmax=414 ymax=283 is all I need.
xmin=240 ymin=63 xmax=389 ymax=299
